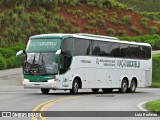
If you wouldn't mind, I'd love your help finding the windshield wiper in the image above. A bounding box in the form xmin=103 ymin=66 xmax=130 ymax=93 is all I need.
xmin=38 ymin=54 xmax=47 ymax=75
xmin=32 ymin=55 xmax=36 ymax=65
xmin=41 ymin=55 xmax=45 ymax=66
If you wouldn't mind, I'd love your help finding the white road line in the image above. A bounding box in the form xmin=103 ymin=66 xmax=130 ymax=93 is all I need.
xmin=137 ymin=101 xmax=148 ymax=111
xmin=137 ymin=99 xmax=157 ymax=111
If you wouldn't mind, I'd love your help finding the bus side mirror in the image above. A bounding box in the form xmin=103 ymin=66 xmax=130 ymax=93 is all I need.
xmin=16 ymin=50 xmax=25 ymax=64
xmin=55 ymin=49 xmax=61 ymax=63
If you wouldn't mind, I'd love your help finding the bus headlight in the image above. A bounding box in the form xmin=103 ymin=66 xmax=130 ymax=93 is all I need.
xmin=24 ymin=79 xmax=29 ymax=82
xmin=47 ymin=79 xmax=55 ymax=82
xmin=47 ymin=79 xmax=58 ymax=88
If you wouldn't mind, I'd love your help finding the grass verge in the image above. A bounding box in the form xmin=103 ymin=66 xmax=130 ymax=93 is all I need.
xmin=146 ymin=100 xmax=160 ymax=113
xmin=152 ymin=53 xmax=160 ymax=87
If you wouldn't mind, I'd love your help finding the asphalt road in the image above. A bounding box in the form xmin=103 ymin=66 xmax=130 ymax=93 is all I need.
xmin=152 ymin=50 xmax=160 ymax=54
xmin=0 ymin=68 xmax=160 ymax=120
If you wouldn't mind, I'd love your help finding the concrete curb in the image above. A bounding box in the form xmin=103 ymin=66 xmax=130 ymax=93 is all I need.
xmin=137 ymin=99 xmax=157 ymax=111
xmin=137 ymin=100 xmax=149 ymax=111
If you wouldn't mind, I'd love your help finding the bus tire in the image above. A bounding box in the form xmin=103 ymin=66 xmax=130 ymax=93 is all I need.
xmin=102 ymin=88 xmax=113 ymax=93
xmin=41 ymin=89 xmax=50 ymax=94
xmin=92 ymin=89 xmax=99 ymax=93
xmin=128 ymin=80 xmax=137 ymax=93
xmin=119 ymin=79 xmax=128 ymax=93
xmin=70 ymin=79 xmax=79 ymax=95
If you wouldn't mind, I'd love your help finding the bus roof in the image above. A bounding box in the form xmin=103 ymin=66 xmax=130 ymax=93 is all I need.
xmin=30 ymin=33 xmax=151 ymax=47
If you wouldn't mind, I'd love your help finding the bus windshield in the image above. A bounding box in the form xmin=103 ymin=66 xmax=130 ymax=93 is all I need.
xmin=23 ymin=52 xmax=58 ymax=75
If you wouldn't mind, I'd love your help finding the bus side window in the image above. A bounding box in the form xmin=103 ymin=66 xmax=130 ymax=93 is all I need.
xmin=139 ymin=46 xmax=145 ymax=59
xmin=130 ymin=45 xmax=139 ymax=59
xmin=86 ymin=40 xmax=92 ymax=55
xmin=74 ymin=38 xmax=90 ymax=56
xmin=120 ymin=44 xmax=130 ymax=58
xmin=60 ymin=38 xmax=73 ymax=74
xmin=92 ymin=41 xmax=100 ymax=56
xmin=99 ymin=41 xmax=110 ymax=57
xmin=145 ymin=46 xmax=151 ymax=59
xmin=110 ymin=42 xmax=120 ymax=57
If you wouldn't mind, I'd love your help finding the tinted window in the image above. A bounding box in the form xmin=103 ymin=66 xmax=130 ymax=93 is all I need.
xmin=74 ymin=38 xmax=90 ymax=56
xmin=110 ymin=42 xmax=120 ymax=57
xmin=98 ymin=41 xmax=110 ymax=56
xmin=145 ymin=46 xmax=151 ymax=59
xmin=130 ymin=45 xmax=139 ymax=59
xmin=120 ymin=44 xmax=130 ymax=58
xmin=139 ymin=46 xmax=145 ymax=59
xmin=91 ymin=40 xmax=110 ymax=56
xmin=92 ymin=41 xmax=101 ymax=56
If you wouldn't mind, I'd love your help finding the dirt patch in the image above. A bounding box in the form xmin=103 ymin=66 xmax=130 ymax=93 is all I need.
xmin=60 ymin=4 xmax=160 ymax=36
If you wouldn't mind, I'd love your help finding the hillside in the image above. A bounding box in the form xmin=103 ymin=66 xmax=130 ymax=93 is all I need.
xmin=0 ymin=0 xmax=160 ymax=69
xmin=0 ymin=0 xmax=160 ymax=46
xmin=60 ymin=4 xmax=160 ymax=36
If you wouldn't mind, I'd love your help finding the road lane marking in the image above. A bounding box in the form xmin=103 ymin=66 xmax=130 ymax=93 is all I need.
xmin=137 ymin=99 xmax=158 ymax=111
xmin=137 ymin=101 xmax=148 ymax=111
xmin=32 ymin=96 xmax=81 ymax=120
xmin=32 ymin=93 xmax=114 ymax=120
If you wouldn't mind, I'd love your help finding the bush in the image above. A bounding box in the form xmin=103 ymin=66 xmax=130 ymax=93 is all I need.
xmin=97 ymin=19 xmax=106 ymax=27
xmin=0 ymin=54 xmax=7 ymax=70
xmin=118 ymin=34 xmax=160 ymax=50
xmin=141 ymin=21 xmax=148 ymax=29
xmin=118 ymin=30 xmax=126 ymax=36
xmin=53 ymin=15 xmax=64 ymax=24
xmin=88 ymin=20 xmax=97 ymax=26
xmin=72 ymin=27 xmax=81 ymax=33
xmin=48 ymin=24 xmax=59 ymax=32
xmin=13 ymin=6 xmax=25 ymax=15
xmin=150 ymin=26 xmax=159 ymax=34
xmin=130 ymin=26 xmax=141 ymax=35
xmin=6 ymin=56 xmax=17 ymax=68
xmin=68 ymin=0 xmax=80 ymax=6
xmin=152 ymin=54 xmax=160 ymax=87
xmin=141 ymin=17 xmax=149 ymax=29
xmin=83 ymin=13 xmax=96 ymax=19
xmin=110 ymin=18 xmax=118 ymax=24
xmin=122 ymin=15 xmax=131 ymax=25
xmin=84 ymin=25 xmax=93 ymax=30
xmin=68 ymin=9 xmax=83 ymax=15
xmin=153 ymin=39 xmax=160 ymax=50
xmin=20 ymin=13 xmax=30 ymax=26
xmin=0 ymin=48 xmax=15 ymax=59
xmin=11 ymin=44 xmax=25 ymax=53
xmin=106 ymin=28 xmax=115 ymax=36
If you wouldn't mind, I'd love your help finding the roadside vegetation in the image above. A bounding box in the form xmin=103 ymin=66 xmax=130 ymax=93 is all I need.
xmin=146 ymin=99 xmax=160 ymax=113
xmin=152 ymin=54 xmax=160 ymax=87
xmin=119 ymin=34 xmax=160 ymax=50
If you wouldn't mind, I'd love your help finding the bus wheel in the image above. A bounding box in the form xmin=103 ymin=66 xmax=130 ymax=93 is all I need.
xmin=70 ymin=79 xmax=79 ymax=95
xmin=41 ymin=89 xmax=50 ymax=94
xmin=128 ymin=80 xmax=137 ymax=93
xmin=102 ymin=88 xmax=113 ymax=93
xmin=92 ymin=89 xmax=99 ymax=93
xmin=119 ymin=79 xmax=128 ymax=93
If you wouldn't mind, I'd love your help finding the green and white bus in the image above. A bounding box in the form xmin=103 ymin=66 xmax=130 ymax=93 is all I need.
xmin=16 ymin=33 xmax=152 ymax=94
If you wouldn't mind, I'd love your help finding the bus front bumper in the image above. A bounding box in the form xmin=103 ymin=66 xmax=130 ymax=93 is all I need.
xmin=23 ymin=79 xmax=59 ymax=89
